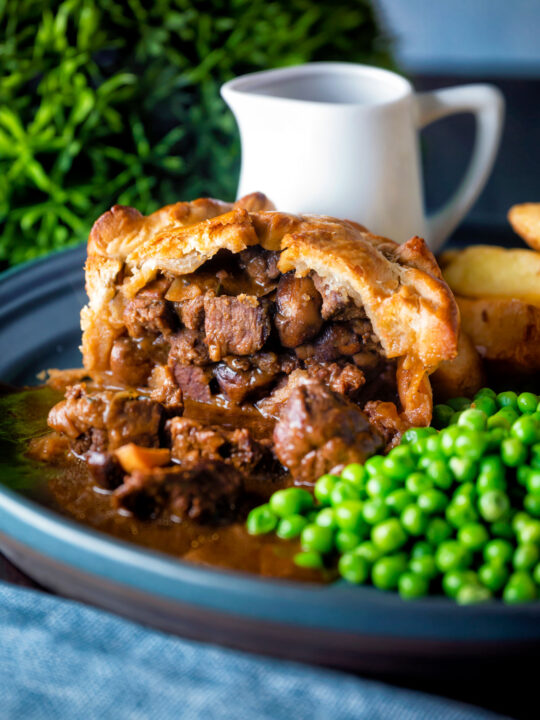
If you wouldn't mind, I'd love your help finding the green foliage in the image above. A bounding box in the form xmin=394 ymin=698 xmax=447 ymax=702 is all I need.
xmin=0 ymin=0 xmax=393 ymax=267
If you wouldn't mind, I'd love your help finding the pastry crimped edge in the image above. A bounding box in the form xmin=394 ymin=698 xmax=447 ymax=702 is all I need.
xmin=82 ymin=193 xmax=459 ymax=426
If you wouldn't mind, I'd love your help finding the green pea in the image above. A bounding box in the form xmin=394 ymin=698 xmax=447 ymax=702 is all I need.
xmin=526 ymin=469 xmax=540 ymax=494
xmin=385 ymin=488 xmax=415 ymax=514
xmin=426 ymin=518 xmax=453 ymax=545
xmin=432 ymin=404 xmax=454 ymax=429
xmin=453 ymin=481 xmax=476 ymax=501
xmin=446 ymin=499 xmax=478 ymax=529
xmin=334 ymin=501 xmax=365 ymax=532
xmin=524 ymin=493 xmax=540 ymax=517
xmin=447 ymin=397 xmax=471 ymax=411
xmin=411 ymin=540 xmax=434 ymax=558
xmin=315 ymin=508 xmax=337 ymax=528
xmin=362 ymin=498 xmax=390 ymax=525
xmin=517 ymin=392 xmax=538 ymax=414
xmin=458 ymin=522 xmax=489 ymax=550
xmin=418 ymin=452 xmax=446 ymax=470
xmin=341 ymin=463 xmax=366 ymax=487
xmin=477 ymin=473 xmax=506 ymax=494
xmin=314 ymin=474 xmax=340 ymax=505
xmin=458 ymin=408 xmax=487 ymax=431
xmin=270 ymin=488 xmax=314 ymax=517
xmin=338 ymin=552 xmax=369 ymax=584
xmin=512 ymin=512 xmax=532 ymax=534
xmin=442 ymin=569 xmax=477 ymax=598
xmin=503 ymin=571 xmax=537 ymax=604
xmin=246 ymin=504 xmax=278 ymax=535
xmin=382 ymin=446 xmax=415 ymax=480
xmin=436 ymin=541 xmax=472 ymax=572
xmin=301 ymin=524 xmax=334 ymax=554
xmin=330 ymin=481 xmax=360 ymax=506
xmin=371 ymin=518 xmax=407 ymax=553
xmin=478 ymin=490 xmax=510 ymax=522
xmin=497 ymin=391 xmax=519 ymax=410
xmin=276 ymin=514 xmax=308 ymax=540
xmin=478 ymin=562 xmax=509 ymax=592
xmin=440 ymin=426 xmax=461 ymax=456
xmin=402 ymin=427 xmax=437 ymax=444
xmin=498 ymin=406 xmax=520 ymax=426
xmin=335 ymin=530 xmax=363 ymax=553
xmin=409 ymin=554 xmax=437 ymax=579
xmin=425 ymin=435 xmax=442 ymax=454
xmin=517 ymin=519 xmax=540 ymax=544
xmin=399 ymin=571 xmax=429 ymax=599
xmin=449 ymin=456 xmax=477 ymax=483
xmin=366 ymin=475 xmax=396 ymax=498
xmin=364 ymin=455 xmax=385 ymax=477
xmin=400 ymin=504 xmax=428 ymax=536
xmin=475 ymin=387 xmax=497 ymax=401
xmin=484 ymin=539 xmax=514 ymax=564
xmin=294 ymin=551 xmax=323 ymax=569
xmin=372 ymin=554 xmax=407 ymax=590
xmin=512 ymin=415 xmax=539 ymax=446
xmin=517 ymin=465 xmax=532 ymax=486
xmin=513 ymin=543 xmax=540 ymax=571
xmin=472 ymin=395 xmax=497 ymax=417
xmin=417 ymin=488 xmax=449 ymax=514
xmin=354 ymin=541 xmax=381 ymax=565
xmin=425 ymin=459 xmax=453 ymax=489
xmin=478 ymin=455 xmax=505 ymax=484
xmin=487 ymin=412 xmax=512 ymax=432
xmin=405 ymin=472 xmax=432 ymax=495
xmin=486 ymin=427 xmax=508 ymax=451
xmin=454 ymin=430 xmax=488 ymax=461
xmin=456 ymin=583 xmax=492 ymax=605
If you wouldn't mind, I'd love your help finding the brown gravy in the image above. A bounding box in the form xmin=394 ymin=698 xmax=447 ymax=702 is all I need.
xmin=0 ymin=384 xmax=328 ymax=582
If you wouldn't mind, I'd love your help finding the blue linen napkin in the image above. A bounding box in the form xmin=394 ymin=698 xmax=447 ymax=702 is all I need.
xmin=0 ymin=581 xmax=507 ymax=720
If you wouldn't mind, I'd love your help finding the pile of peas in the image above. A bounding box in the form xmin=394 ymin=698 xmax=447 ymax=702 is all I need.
xmin=246 ymin=389 xmax=540 ymax=604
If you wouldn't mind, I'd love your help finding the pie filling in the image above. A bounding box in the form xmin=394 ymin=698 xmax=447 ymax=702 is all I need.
xmin=47 ymin=245 xmax=403 ymax=521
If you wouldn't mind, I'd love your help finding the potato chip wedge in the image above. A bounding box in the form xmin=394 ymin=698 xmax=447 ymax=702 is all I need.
xmin=440 ymin=245 xmax=540 ymax=305
xmin=508 ymin=203 xmax=540 ymax=251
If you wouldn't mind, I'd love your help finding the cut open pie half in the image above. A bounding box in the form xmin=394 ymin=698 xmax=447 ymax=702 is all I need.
xmin=48 ymin=192 xmax=458 ymax=509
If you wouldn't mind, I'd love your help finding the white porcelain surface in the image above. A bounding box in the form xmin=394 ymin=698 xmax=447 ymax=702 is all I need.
xmin=222 ymin=62 xmax=504 ymax=251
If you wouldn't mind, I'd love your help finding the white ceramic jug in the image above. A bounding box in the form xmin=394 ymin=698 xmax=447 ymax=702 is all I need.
xmin=221 ymin=62 xmax=504 ymax=251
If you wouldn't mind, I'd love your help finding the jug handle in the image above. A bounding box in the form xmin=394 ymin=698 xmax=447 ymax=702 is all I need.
xmin=415 ymin=85 xmax=505 ymax=252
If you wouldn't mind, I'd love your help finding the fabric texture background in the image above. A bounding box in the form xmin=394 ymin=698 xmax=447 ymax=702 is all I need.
xmin=0 ymin=581 xmax=507 ymax=720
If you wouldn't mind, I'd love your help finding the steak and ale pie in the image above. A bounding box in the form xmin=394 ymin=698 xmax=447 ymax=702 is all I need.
xmin=46 ymin=192 xmax=458 ymax=523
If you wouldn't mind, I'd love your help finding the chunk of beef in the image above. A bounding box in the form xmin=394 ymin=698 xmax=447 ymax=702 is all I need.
xmin=175 ymin=295 xmax=205 ymax=331
xmin=113 ymin=461 xmax=241 ymax=520
xmin=274 ymin=274 xmax=323 ymax=348
xmin=123 ymin=278 xmax=176 ymax=338
xmin=204 ymin=293 xmax=271 ymax=361
xmin=214 ymin=352 xmax=298 ymax=404
xmin=87 ymin=451 xmax=124 ymax=489
xmin=47 ymin=384 xmax=163 ymax=453
xmin=238 ymin=247 xmax=280 ymax=288
xmin=273 ymin=380 xmax=383 ymax=484
xmin=296 ymin=323 xmax=363 ymax=362
xmin=311 ymin=274 xmax=348 ymax=319
xmin=110 ymin=336 xmax=153 ymax=387
xmin=364 ymin=400 xmax=404 ymax=448
xmin=172 ymin=365 xmax=213 ymax=403
xmin=311 ymin=274 xmax=367 ymax=322
xmin=149 ymin=365 xmax=184 ymax=415
xmin=304 ymin=360 xmax=366 ymax=398
xmin=168 ymin=328 xmax=209 ymax=366
xmin=167 ymin=417 xmax=264 ymax=471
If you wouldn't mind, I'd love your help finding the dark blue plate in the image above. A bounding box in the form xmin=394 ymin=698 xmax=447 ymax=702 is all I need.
xmin=0 ymin=245 xmax=539 ymax=706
